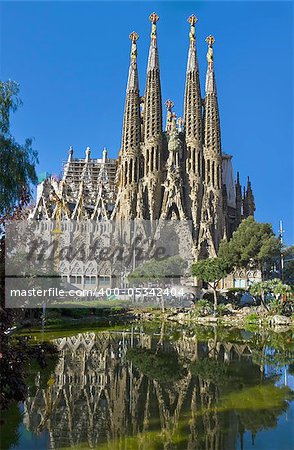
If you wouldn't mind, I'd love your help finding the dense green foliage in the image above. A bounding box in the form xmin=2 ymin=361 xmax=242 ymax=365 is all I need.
xmin=250 ymin=278 xmax=292 ymax=311
xmin=0 ymin=337 xmax=58 ymax=410
xmin=0 ymin=80 xmax=38 ymax=217
xmin=192 ymin=257 xmax=232 ymax=284
xmin=192 ymin=257 xmax=232 ymax=313
xmin=129 ymin=255 xmax=186 ymax=283
xmin=283 ymin=246 xmax=294 ymax=286
xmin=190 ymin=358 xmax=228 ymax=383
xmin=126 ymin=347 xmax=185 ymax=383
xmin=219 ymin=216 xmax=281 ymax=274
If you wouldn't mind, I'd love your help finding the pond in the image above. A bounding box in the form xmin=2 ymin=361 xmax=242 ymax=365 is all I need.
xmin=2 ymin=323 xmax=294 ymax=450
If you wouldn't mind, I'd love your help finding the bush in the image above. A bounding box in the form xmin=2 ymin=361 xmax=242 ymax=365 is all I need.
xmin=245 ymin=313 xmax=259 ymax=324
xmin=216 ymin=304 xmax=230 ymax=316
xmin=268 ymin=298 xmax=283 ymax=315
xmin=192 ymin=299 xmax=213 ymax=317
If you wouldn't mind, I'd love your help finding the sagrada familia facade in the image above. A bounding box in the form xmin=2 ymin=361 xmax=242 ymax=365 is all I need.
xmin=31 ymin=13 xmax=255 ymax=259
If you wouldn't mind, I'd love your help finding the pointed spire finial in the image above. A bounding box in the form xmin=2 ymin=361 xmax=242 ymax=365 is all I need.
xmin=188 ymin=15 xmax=197 ymax=43
xmin=236 ymin=171 xmax=240 ymax=183
xmin=165 ymin=99 xmax=174 ymax=110
xmin=126 ymin=32 xmax=139 ymax=92
xmin=206 ymin=35 xmax=215 ymax=69
xmin=149 ymin=12 xmax=159 ymax=44
xmin=129 ymin=32 xmax=139 ymax=65
xmin=129 ymin=31 xmax=139 ymax=43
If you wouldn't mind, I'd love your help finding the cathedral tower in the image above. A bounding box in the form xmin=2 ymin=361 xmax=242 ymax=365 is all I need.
xmin=183 ymin=15 xmax=203 ymax=236
xmin=235 ymin=171 xmax=242 ymax=227
xmin=243 ymin=176 xmax=256 ymax=218
xmin=113 ymin=32 xmax=141 ymax=219
xmin=198 ymin=35 xmax=223 ymax=257
xmin=139 ymin=12 xmax=163 ymax=219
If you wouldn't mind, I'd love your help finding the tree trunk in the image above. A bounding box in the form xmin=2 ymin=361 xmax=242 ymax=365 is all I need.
xmin=213 ymin=288 xmax=218 ymax=316
xmin=260 ymin=291 xmax=269 ymax=311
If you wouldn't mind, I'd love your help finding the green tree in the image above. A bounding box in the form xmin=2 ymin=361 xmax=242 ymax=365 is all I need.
xmin=0 ymin=80 xmax=38 ymax=219
xmin=219 ymin=216 xmax=281 ymax=280
xmin=283 ymin=246 xmax=294 ymax=286
xmin=129 ymin=255 xmax=186 ymax=284
xmin=250 ymin=278 xmax=291 ymax=311
xmin=126 ymin=347 xmax=185 ymax=383
xmin=192 ymin=257 xmax=232 ymax=314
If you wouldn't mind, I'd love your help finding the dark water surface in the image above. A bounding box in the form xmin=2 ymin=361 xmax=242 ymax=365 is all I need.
xmin=2 ymin=323 xmax=294 ymax=450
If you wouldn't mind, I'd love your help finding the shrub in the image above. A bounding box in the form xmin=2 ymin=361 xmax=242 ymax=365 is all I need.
xmin=268 ymin=298 xmax=283 ymax=315
xmin=216 ymin=304 xmax=230 ymax=316
xmin=245 ymin=313 xmax=259 ymax=324
xmin=192 ymin=299 xmax=213 ymax=317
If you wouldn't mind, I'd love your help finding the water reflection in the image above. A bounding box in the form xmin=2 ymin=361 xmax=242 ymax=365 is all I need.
xmin=22 ymin=327 xmax=294 ymax=449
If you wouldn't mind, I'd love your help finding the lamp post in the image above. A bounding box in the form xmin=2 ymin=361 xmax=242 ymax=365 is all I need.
xmin=279 ymin=220 xmax=285 ymax=281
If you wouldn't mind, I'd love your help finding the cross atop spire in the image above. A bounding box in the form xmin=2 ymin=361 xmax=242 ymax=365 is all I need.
xmin=186 ymin=14 xmax=199 ymax=74
xmin=150 ymin=12 xmax=159 ymax=44
xmin=165 ymin=99 xmax=174 ymax=110
xmin=206 ymin=35 xmax=215 ymax=69
xmin=205 ymin=35 xmax=217 ymax=94
xmin=188 ymin=14 xmax=197 ymax=42
xmin=147 ymin=12 xmax=160 ymax=71
xmin=184 ymin=13 xmax=202 ymax=146
xmin=129 ymin=31 xmax=139 ymax=65
xmin=127 ymin=31 xmax=139 ymax=92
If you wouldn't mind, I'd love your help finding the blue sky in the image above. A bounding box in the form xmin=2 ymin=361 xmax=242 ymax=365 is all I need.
xmin=0 ymin=1 xmax=293 ymax=244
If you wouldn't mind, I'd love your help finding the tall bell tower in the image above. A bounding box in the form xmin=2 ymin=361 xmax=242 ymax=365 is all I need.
xmin=138 ymin=12 xmax=163 ymax=220
xmin=113 ymin=32 xmax=141 ymax=219
xmin=198 ymin=35 xmax=224 ymax=257
xmin=183 ymin=15 xmax=204 ymax=239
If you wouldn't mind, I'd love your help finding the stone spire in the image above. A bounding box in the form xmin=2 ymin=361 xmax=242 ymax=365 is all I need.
xmin=203 ymin=35 xmax=221 ymax=153
xmin=114 ymin=32 xmax=142 ymax=219
xmin=139 ymin=12 xmax=163 ymax=219
xmin=183 ymin=15 xmax=203 ymax=240
xmin=184 ymin=15 xmax=202 ymax=149
xmin=243 ymin=176 xmax=255 ymax=218
xmin=121 ymin=31 xmax=141 ymax=160
xmin=143 ymin=12 xmax=162 ymax=142
xmin=235 ymin=171 xmax=242 ymax=227
xmin=198 ymin=36 xmax=223 ymax=258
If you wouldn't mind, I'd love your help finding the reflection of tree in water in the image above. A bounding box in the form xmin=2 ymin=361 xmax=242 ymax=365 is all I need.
xmin=0 ymin=403 xmax=22 ymax=450
xmin=22 ymin=329 xmax=293 ymax=450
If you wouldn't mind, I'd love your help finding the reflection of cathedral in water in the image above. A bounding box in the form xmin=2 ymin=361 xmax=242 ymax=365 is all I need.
xmin=23 ymin=331 xmax=261 ymax=450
